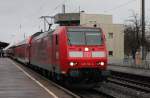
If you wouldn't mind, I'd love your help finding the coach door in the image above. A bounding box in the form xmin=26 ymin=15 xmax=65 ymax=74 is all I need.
xmin=52 ymin=34 xmax=59 ymax=70
xmin=53 ymin=34 xmax=59 ymax=61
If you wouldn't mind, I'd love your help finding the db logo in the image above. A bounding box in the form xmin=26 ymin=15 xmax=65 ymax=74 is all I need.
xmin=84 ymin=52 xmax=91 ymax=57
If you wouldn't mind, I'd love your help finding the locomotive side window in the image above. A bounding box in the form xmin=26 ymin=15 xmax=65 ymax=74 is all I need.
xmin=56 ymin=35 xmax=59 ymax=45
xmin=49 ymin=34 xmax=52 ymax=45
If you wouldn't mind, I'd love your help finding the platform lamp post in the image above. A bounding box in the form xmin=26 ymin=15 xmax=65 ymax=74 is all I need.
xmin=141 ymin=0 xmax=145 ymax=60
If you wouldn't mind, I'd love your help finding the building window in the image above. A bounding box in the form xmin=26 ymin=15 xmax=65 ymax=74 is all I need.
xmin=108 ymin=32 xmax=113 ymax=39
xmin=109 ymin=51 xmax=113 ymax=56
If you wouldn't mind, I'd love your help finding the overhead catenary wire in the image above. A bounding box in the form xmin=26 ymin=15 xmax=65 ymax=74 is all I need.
xmin=104 ymin=0 xmax=137 ymax=13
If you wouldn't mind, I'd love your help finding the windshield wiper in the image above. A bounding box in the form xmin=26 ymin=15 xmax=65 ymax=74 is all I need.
xmin=68 ymin=38 xmax=72 ymax=46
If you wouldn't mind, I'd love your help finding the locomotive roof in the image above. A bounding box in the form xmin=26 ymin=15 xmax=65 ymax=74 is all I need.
xmin=15 ymin=39 xmax=28 ymax=46
xmin=31 ymin=31 xmax=44 ymax=38
xmin=67 ymin=26 xmax=101 ymax=32
xmin=31 ymin=26 xmax=101 ymax=38
xmin=31 ymin=30 xmax=54 ymax=40
xmin=29 ymin=26 xmax=102 ymax=41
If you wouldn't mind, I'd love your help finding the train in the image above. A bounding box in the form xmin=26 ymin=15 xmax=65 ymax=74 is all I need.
xmin=8 ymin=26 xmax=108 ymax=87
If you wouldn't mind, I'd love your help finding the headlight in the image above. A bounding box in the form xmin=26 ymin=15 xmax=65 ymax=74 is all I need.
xmin=97 ymin=62 xmax=105 ymax=66
xmin=84 ymin=47 xmax=89 ymax=51
xmin=92 ymin=51 xmax=106 ymax=57
xmin=69 ymin=62 xmax=74 ymax=66
xmin=69 ymin=62 xmax=77 ymax=67
xmin=100 ymin=62 xmax=105 ymax=66
xmin=69 ymin=51 xmax=83 ymax=57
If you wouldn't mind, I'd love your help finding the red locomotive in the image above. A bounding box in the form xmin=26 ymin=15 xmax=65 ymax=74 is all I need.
xmin=9 ymin=26 xmax=108 ymax=87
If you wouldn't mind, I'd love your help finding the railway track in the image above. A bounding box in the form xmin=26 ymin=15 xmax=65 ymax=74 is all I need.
xmin=70 ymin=88 xmax=115 ymax=98
xmin=108 ymin=76 xmax=150 ymax=93
xmin=69 ymin=70 xmax=150 ymax=98
xmin=99 ymin=71 xmax=150 ymax=98
xmin=109 ymin=71 xmax=150 ymax=93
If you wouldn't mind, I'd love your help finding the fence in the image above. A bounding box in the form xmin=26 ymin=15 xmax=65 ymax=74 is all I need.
xmin=108 ymin=57 xmax=150 ymax=70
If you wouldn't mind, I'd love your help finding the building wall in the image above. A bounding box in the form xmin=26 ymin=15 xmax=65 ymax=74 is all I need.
xmin=80 ymin=13 xmax=124 ymax=63
xmin=80 ymin=13 xmax=113 ymax=25
xmin=100 ymin=24 xmax=124 ymax=62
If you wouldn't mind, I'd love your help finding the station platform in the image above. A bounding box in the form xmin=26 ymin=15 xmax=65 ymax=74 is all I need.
xmin=0 ymin=58 xmax=55 ymax=98
xmin=108 ymin=64 xmax=150 ymax=77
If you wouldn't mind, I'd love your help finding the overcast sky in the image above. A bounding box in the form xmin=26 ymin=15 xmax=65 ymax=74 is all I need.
xmin=0 ymin=0 xmax=150 ymax=43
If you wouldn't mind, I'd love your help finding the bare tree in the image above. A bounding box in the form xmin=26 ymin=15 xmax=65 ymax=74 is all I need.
xmin=124 ymin=13 xmax=150 ymax=59
xmin=124 ymin=13 xmax=141 ymax=59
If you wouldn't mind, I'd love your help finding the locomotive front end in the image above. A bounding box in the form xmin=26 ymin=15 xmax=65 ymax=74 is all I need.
xmin=63 ymin=27 xmax=108 ymax=84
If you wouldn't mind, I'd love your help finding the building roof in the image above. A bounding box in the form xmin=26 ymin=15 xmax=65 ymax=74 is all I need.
xmin=54 ymin=13 xmax=80 ymax=26
xmin=54 ymin=13 xmax=80 ymax=22
xmin=0 ymin=41 xmax=9 ymax=49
